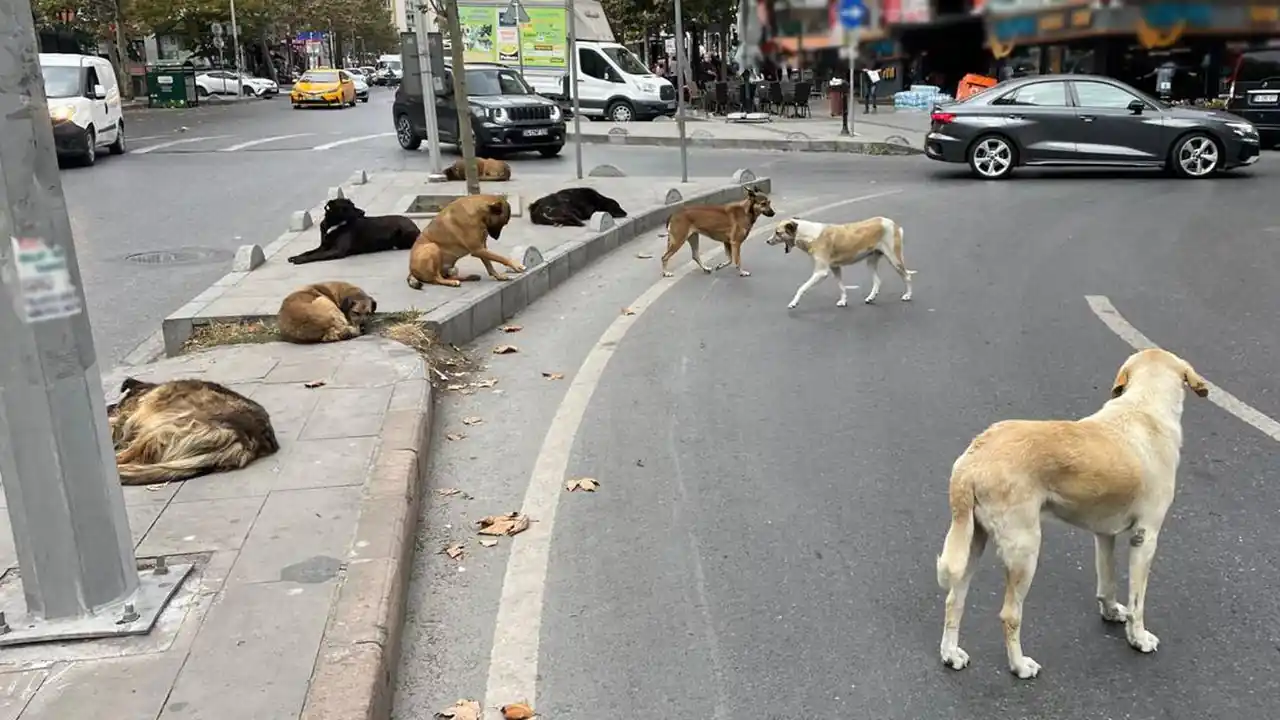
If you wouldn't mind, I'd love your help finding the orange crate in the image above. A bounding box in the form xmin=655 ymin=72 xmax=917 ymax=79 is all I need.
xmin=956 ymin=73 xmax=998 ymax=101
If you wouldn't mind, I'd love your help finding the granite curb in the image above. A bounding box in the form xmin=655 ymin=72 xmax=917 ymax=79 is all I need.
xmin=571 ymin=131 xmax=924 ymax=156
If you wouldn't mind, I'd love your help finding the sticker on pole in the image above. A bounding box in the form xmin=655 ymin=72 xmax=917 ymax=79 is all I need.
xmin=10 ymin=237 xmax=84 ymax=323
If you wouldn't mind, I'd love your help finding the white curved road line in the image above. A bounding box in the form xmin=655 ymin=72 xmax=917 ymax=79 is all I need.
xmin=481 ymin=188 xmax=905 ymax=714
xmin=132 ymin=135 xmax=233 ymax=155
xmin=1085 ymin=295 xmax=1280 ymax=443
xmin=310 ymin=132 xmax=394 ymax=151
xmin=219 ymin=133 xmax=315 ymax=152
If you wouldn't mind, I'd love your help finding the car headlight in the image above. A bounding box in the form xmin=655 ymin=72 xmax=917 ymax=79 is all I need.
xmin=492 ymin=107 xmax=510 ymax=124
xmin=48 ymin=105 xmax=75 ymax=122
xmin=549 ymin=105 xmax=562 ymax=122
xmin=1226 ymin=121 xmax=1258 ymax=138
xmin=470 ymin=105 xmax=487 ymax=119
xmin=638 ymin=81 xmax=657 ymax=94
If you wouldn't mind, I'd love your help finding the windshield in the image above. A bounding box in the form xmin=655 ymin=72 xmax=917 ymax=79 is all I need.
xmin=465 ymin=68 xmax=532 ymax=96
xmin=300 ymin=71 xmax=339 ymax=83
xmin=42 ymin=65 xmax=83 ymax=98
xmin=378 ymin=61 xmax=402 ymax=72
xmin=602 ymin=46 xmax=649 ymax=76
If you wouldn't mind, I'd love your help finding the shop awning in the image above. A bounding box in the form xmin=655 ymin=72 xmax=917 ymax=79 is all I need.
xmin=774 ymin=28 xmax=887 ymax=52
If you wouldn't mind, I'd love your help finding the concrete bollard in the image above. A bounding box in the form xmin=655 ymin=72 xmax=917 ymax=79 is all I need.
xmin=690 ymin=128 xmax=713 ymax=140
xmin=289 ymin=210 xmax=314 ymax=232
xmin=663 ymin=188 xmax=683 ymax=205
xmin=232 ymin=244 xmax=266 ymax=272
xmin=511 ymin=245 xmax=545 ymax=268
xmin=732 ymin=168 xmax=757 ymax=185
xmin=587 ymin=212 xmax=615 ymax=232
xmin=327 ymin=186 xmax=346 ymax=200
xmin=587 ymin=164 xmax=626 ymax=177
xmin=349 ymin=169 xmax=369 ymax=185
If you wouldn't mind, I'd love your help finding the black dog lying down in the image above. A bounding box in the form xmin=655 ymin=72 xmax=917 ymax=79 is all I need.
xmin=287 ymin=198 xmax=421 ymax=265
xmin=529 ymin=187 xmax=627 ymax=228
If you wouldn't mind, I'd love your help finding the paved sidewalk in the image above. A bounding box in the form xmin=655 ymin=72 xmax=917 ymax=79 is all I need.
xmin=0 ymin=338 xmax=430 ymax=720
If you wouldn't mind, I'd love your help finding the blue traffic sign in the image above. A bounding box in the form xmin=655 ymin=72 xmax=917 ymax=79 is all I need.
xmin=838 ymin=0 xmax=867 ymax=29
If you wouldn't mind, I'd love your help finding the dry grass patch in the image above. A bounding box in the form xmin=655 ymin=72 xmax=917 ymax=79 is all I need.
xmin=182 ymin=319 xmax=279 ymax=353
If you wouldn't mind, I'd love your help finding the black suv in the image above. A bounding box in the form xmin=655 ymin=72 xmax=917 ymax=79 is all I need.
xmin=393 ymin=62 xmax=566 ymax=157
xmin=1226 ymin=48 xmax=1280 ymax=148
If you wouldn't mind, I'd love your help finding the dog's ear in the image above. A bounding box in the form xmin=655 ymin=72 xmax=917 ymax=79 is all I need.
xmin=120 ymin=377 xmax=145 ymax=393
xmin=369 ymin=297 xmax=378 ymax=314
xmin=1111 ymin=365 xmax=1129 ymax=398
xmin=339 ymin=297 xmax=355 ymax=315
xmin=744 ymin=185 xmax=758 ymax=197
xmin=1182 ymin=362 xmax=1209 ymax=398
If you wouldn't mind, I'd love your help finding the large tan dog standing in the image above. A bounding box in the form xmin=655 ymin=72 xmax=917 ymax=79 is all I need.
xmin=660 ymin=185 xmax=775 ymax=277
xmin=935 ymin=348 xmax=1210 ymax=679
xmin=767 ymin=216 xmax=916 ymax=308
xmin=277 ymin=281 xmax=377 ymax=343
xmin=408 ymin=194 xmax=522 ymax=289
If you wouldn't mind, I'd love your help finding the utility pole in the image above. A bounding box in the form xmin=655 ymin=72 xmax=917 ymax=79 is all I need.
xmin=672 ymin=0 xmax=689 ymax=182
xmin=565 ymin=0 xmax=583 ymax=179
xmin=0 ymin=0 xmax=190 ymax=646
xmin=442 ymin=0 xmax=480 ymax=194
xmin=414 ymin=4 xmax=446 ymax=180
xmin=230 ymin=0 xmax=244 ymax=94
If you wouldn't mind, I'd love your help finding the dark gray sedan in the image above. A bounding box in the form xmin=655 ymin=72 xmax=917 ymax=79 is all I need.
xmin=924 ymin=74 xmax=1262 ymax=180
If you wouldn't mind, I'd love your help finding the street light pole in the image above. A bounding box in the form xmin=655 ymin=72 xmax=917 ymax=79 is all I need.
xmin=415 ymin=4 xmax=446 ymax=180
xmin=672 ymin=0 xmax=689 ymax=183
xmin=565 ymin=0 xmax=583 ymax=180
xmin=0 ymin=0 xmax=191 ymax=645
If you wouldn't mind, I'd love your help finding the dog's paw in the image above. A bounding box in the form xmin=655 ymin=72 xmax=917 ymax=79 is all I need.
xmin=512 ymin=264 xmax=527 ymax=273
xmin=1010 ymin=656 xmax=1041 ymax=679
xmin=1127 ymin=627 xmax=1160 ymax=653
xmin=901 ymin=291 xmax=913 ymax=301
xmin=940 ymin=645 xmax=970 ymax=671
xmin=863 ymin=295 xmax=878 ymax=305
xmin=701 ymin=266 xmax=714 ymax=274
xmin=836 ymin=298 xmax=848 ymax=308
xmin=1098 ymin=601 xmax=1130 ymax=623
xmin=738 ymin=269 xmax=751 ymax=277
xmin=787 ymin=301 xmax=799 ymax=310
xmin=445 ymin=279 xmax=462 ymax=287
xmin=662 ymin=271 xmax=675 ymax=278
xmin=490 ymin=273 xmax=511 ymax=282
xmin=287 ymin=256 xmax=300 ymax=264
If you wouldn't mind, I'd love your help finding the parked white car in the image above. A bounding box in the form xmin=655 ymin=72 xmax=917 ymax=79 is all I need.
xmin=195 ymin=71 xmax=279 ymax=98
xmin=348 ymin=71 xmax=370 ymax=102
xmin=39 ymin=52 xmax=125 ymax=166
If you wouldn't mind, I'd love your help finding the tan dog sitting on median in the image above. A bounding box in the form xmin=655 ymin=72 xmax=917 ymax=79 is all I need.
xmin=767 ymin=216 xmax=916 ymax=309
xmin=407 ymin=194 xmax=523 ymax=289
xmin=660 ymin=184 xmax=775 ymax=278
xmin=444 ymin=157 xmax=511 ymax=182
xmin=935 ymin=348 xmax=1210 ymax=680
xmin=277 ymin=281 xmax=377 ymax=343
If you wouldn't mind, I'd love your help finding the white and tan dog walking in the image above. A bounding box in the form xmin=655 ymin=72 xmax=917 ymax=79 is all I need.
xmin=766 ymin=216 xmax=916 ymax=308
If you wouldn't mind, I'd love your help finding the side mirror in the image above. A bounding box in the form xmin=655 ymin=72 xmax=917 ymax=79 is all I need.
xmin=1127 ymin=99 xmax=1145 ymax=115
xmin=92 ymin=84 xmax=107 ymax=100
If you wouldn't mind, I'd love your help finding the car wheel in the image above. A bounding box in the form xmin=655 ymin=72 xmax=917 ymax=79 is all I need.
xmin=967 ymin=134 xmax=1016 ymax=180
xmin=360 ymin=96 xmax=369 ymax=103
xmin=539 ymin=145 xmax=563 ymax=158
xmin=606 ymin=100 xmax=635 ymax=123
xmin=292 ymin=103 xmax=302 ymax=109
xmin=1171 ymin=133 xmax=1222 ymax=179
xmin=81 ymin=127 xmax=97 ymax=167
xmin=395 ymin=114 xmax=422 ymax=150
xmin=242 ymin=86 xmax=255 ymax=97
xmin=196 ymin=86 xmax=210 ymax=98
xmin=108 ymin=121 xmax=126 ymax=155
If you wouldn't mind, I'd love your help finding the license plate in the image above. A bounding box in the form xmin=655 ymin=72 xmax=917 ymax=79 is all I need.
xmin=522 ymin=128 xmax=548 ymax=137
xmin=1252 ymin=93 xmax=1278 ymax=104
xmin=666 ymin=101 xmax=676 ymax=109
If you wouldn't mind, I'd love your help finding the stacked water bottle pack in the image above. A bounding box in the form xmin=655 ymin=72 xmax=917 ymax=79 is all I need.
xmin=892 ymin=84 xmax=954 ymax=111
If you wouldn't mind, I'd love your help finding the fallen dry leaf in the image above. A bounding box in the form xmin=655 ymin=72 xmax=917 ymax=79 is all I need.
xmin=435 ymin=487 xmax=473 ymax=499
xmin=445 ymin=433 xmax=467 ymax=442
xmin=442 ymin=543 xmax=465 ymax=560
xmin=501 ymin=702 xmax=537 ymax=720
xmin=564 ymin=477 xmax=600 ymax=492
xmin=303 ymin=380 xmax=327 ymax=389
xmin=635 ymin=252 xmax=654 ymax=259
xmin=499 ymin=324 xmax=523 ymax=333
xmin=473 ymin=378 xmax=498 ymax=388
xmin=462 ymin=416 xmax=484 ymax=426
xmin=621 ymin=307 xmax=636 ymax=316
xmin=446 ymin=383 xmax=468 ymax=391
xmin=476 ymin=512 xmax=531 ymax=537
xmin=435 ymin=699 xmax=481 ymax=720
xmin=492 ymin=344 xmax=519 ymax=355
xmin=478 ymin=538 xmax=498 ymax=548
xmin=542 ymin=372 xmax=564 ymax=380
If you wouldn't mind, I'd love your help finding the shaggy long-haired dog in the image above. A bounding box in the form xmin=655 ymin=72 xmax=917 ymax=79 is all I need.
xmin=107 ymin=378 xmax=280 ymax=485
xmin=287 ymin=198 xmax=420 ymax=265
xmin=443 ymin=157 xmax=512 ymax=181
xmin=529 ymin=187 xmax=627 ymax=227
xmin=278 ymin=281 xmax=377 ymax=343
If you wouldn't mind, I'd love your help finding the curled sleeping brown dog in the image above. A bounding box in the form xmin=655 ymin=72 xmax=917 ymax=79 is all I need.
xmin=444 ymin=157 xmax=511 ymax=182
xmin=277 ymin=281 xmax=377 ymax=343
xmin=107 ymin=377 xmax=279 ymax=485
xmin=407 ymin=194 xmax=524 ymax=289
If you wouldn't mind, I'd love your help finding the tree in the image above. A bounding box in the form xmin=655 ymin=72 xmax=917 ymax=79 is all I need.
xmin=600 ymin=0 xmax=737 ymax=43
xmin=31 ymin=0 xmax=144 ymax=97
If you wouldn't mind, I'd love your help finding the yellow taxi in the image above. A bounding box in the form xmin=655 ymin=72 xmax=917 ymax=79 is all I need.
xmin=290 ymin=68 xmax=357 ymax=108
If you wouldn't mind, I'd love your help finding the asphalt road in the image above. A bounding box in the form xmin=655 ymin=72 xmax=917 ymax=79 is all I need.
xmin=394 ymin=155 xmax=1280 ymax=720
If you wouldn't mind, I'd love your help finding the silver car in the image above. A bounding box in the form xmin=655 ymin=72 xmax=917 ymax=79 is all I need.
xmin=924 ymin=74 xmax=1262 ymax=180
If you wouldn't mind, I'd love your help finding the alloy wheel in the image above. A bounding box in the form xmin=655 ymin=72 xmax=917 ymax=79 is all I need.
xmin=1177 ymin=136 xmax=1219 ymax=177
xmin=971 ymin=137 xmax=1012 ymax=179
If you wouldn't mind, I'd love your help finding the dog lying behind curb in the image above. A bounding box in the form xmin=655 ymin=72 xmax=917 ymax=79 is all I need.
xmin=529 ymin=187 xmax=627 ymax=227
xmin=287 ymin=198 xmax=420 ymax=265
xmin=107 ymin=377 xmax=280 ymax=485
xmin=935 ymin=348 xmax=1209 ymax=679
xmin=408 ymin=194 xmax=523 ymax=288
xmin=767 ymin=216 xmax=916 ymax=309
xmin=444 ymin=157 xmax=512 ymax=182
xmin=278 ymin=281 xmax=377 ymax=343
xmin=661 ymin=185 xmax=775 ymax=277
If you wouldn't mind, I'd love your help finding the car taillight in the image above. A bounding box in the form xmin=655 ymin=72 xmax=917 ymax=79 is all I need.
xmin=931 ymin=111 xmax=956 ymax=124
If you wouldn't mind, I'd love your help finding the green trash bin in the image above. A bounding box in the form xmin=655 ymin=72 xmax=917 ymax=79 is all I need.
xmin=146 ymin=63 xmax=199 ymax=108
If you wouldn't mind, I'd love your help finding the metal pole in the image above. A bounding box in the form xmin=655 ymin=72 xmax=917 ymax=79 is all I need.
xmin=515 ymin=0 xmax=525 ymax=77
xmin=0 ymin=0 xmax=141 ymax=632
xmin=846 ymin=28 xmax=860 ymax=136
xmin=673 ymin=0 xmax=688 ymax=183
xmin=415 ymin=4 xmax=445 ymax=180
xmin=230 ymin=0 xmax=243 ymax=94
xmin=565 ymin=0 xmax=583 ymax=179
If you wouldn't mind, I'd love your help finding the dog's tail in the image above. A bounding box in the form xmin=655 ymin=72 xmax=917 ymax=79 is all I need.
xmin=936 ymin=463 xmax=977 ymax=590
xmin=117 ymin=426 xmax=269 ymax=486
xmin=894 ymin=223 xmax=919 ymax=277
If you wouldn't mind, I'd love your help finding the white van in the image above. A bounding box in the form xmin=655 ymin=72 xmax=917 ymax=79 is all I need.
xmin=569 ymin=40 xmax=675 ymax=122
xmin=39 ymin=53 xmax=125 ymax=166
xmin=374 ymin=54 xmax=404 ymax=86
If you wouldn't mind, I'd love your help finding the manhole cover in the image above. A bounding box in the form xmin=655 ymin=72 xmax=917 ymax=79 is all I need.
xmin=123 ymin=248 xmax=231 ymax=265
